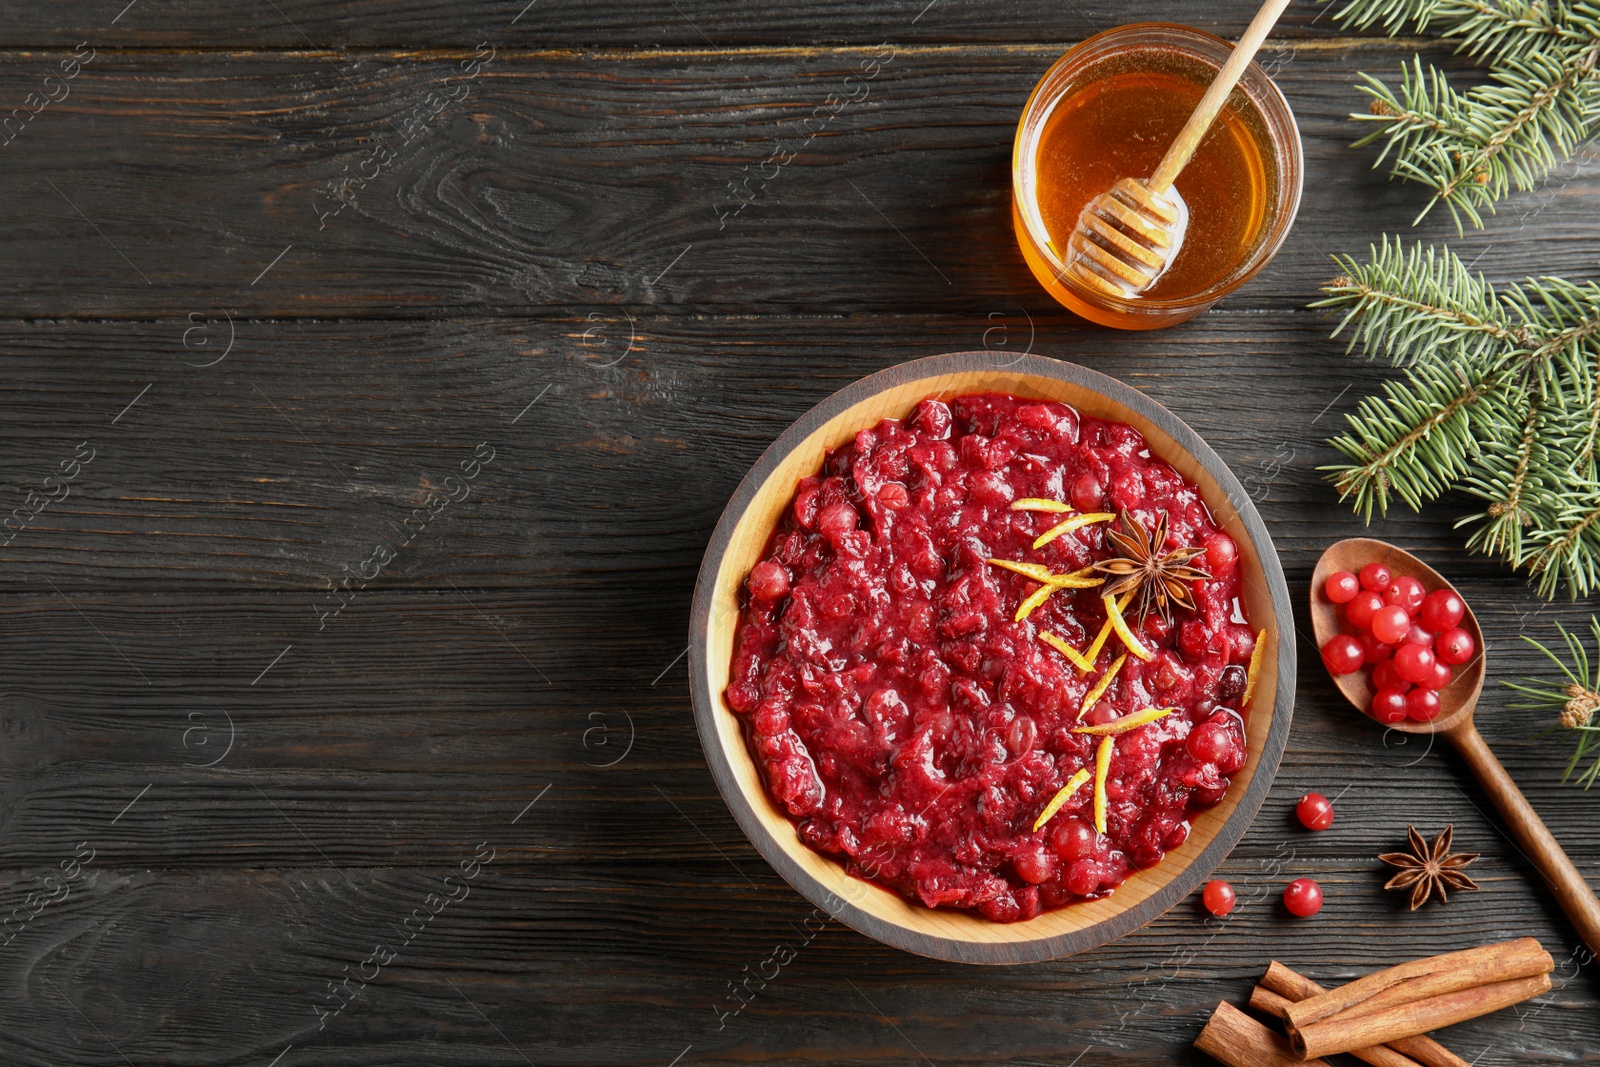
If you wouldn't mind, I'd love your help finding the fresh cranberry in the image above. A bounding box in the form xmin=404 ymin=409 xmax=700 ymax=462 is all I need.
xmin=1436 ymin=627 xmax=1475 ymax=665
xmin=1202 ymin=879 xmax=1236 ymax=917
xmin=1418 ymin=589 xmax=1465 ymax=633
xmin=1320 ymin=635 xmax=1364 ymax=676
xmin=1296 ymin=792 xmax=1334 ymax=831
xmin=1406 ymin=688 xmax=1442 ymax=721
xmin=1370 ymin=687 xmax=1410 ymax=724
xmin=1356 ymin=630 xmax=1393 ymax=665
xmin=747 ymin=560 xmax=790 ymax=603
xmin=1384 ymin=575 xmax=1426 ymax=614
xmin=1283 ymin=878 xmax=1323 ymax=917
xmin=1323 ymin=570 xmax=1360 ymax=604
xmin=1371 ymin=605 xmax=1411 ymax=645
xmin=1422 ymin=660 xmax=1453 ymax=690
xmin=1346 ymin=591 xmax=1384 ymax=630
xmin=1371 ymin=659 xmax=1408 ymax=693
xmin=1359 ymin=562 xmax=1392 ymax=592
xmin=1405 ymin=623 xmax=1434 ymax=648
xmin=1393 ymin=643 xmax=1436 ymax=684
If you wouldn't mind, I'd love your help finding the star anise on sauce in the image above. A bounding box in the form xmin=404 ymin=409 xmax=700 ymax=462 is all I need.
xmin=1379 ymin=824 xmax=1481 ymax=909
xmin=1090 ymin=510 xmax=1210 ymax=624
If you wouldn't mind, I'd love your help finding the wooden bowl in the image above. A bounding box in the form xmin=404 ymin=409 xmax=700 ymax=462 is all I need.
xmin=688 ymin=352 xmax=1296 ymax=963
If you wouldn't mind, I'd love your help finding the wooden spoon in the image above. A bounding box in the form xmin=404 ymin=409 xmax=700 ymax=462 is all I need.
xmin=1311 ymin=537 xmax=1600 ymax=954
xmin=1066 ymin=0 xmax=1293 ymax=297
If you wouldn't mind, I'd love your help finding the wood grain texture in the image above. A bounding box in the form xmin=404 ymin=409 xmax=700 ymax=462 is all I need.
xmin=0 ymin=5 xmax=1597 ymax=1065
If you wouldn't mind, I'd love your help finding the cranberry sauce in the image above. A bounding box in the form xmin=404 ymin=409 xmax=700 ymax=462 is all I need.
xmin=725 ymin=394 xmax=1254 ymax=922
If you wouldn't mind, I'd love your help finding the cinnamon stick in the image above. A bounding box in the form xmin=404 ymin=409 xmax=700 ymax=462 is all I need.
xmin=1259 ymin=960 xmax=1469 ymax=1067
xmin=1282 ymin=938 xmax=1552 ymax=1031
xmin=1249 ymin=986 xmax=1425 ymax=1067
xmin=1194 ymin=1001 xmax=1332 ymax=1067
xmin=1289 ymin=973 xmax=1552 ymax=1060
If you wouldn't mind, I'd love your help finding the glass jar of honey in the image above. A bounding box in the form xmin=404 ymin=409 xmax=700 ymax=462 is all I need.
xmin=1012 ymin=24 xmax=1303 ymax=330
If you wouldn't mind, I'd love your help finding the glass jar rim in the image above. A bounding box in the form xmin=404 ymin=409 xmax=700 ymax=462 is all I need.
xmin=1012 ymin=22 xmax=1304 ymax=314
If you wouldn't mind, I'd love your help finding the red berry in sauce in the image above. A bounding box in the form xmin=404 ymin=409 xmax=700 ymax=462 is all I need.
xmin=1324 ymin=570 xmax=1360 ymax=604
xmin=1051 ymin=818 xmax=1097 ymax=862
xmin=1205 ymin=532 xmax=1238 ymax=575
xmin=1406 ymin=688 xmax=1442 ymax=722
xmin=1436 ymin=627 xmax=1475 ymax=665
xmin=1320 ymin=634 xmax=1364 ymax=676
xmin=1393 ymin=642 xmax=1436 ymax=684
xmin=1202 ymin=879 xmax=1237 ymax=917
xmin=1418 ymin=589 xmax=1465 ymax=633
xmin=1296 ymin=793 xmax=1334 ymax=831
xmin=1371 ymin=605 xmax=1411 ymax=645
xmin=1422 ymin=659 xmax=1453 ymax=690
xmin=1359 ymin=562 xmax=1392 ymax=593
xmin=747 ymin=560 xmax=791 ymax=603
xmin=1346 ymin=591 xmax=1384 ymax=630
xmin=1383 ymin=575 xmax=1426 ymax=614
xmin=1283 ymin=877 xmax=1324 ymax=917
xmin=1356 ymin=630 xmax=1393 ymax=665
xmin=1370 ymin=687 xmax=1410 ymax=724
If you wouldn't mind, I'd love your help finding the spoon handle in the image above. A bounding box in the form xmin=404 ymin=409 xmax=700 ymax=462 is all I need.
xmin=1148 ymin=0 xmax=1293 ymax=194
xmin=1451 ymin=723 xmax=1600 ymax=954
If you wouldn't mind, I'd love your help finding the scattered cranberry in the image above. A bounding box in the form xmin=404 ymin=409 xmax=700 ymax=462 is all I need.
xmin=1346 ymin=591 xmax=1385 ymax=629
xmin=1406 ymin=688 xmax=1442 ymax=722
xmin=1359 ymin=562 xmax=1392 ymax=592
xmin=1370 ymin=687 xmax=1410 ymax=724
xmin=1418 ymin=589 xmax=1465 ymax=633
xmin=1320 ymin=634 xmax=1364 ymax=676
xmin=1393 ymin=643 xmax=1436 ymax=684
xmin=1436 ymin=627 xmax=1475 ymax=665
xmin=1384 ymin=575 xmax=1426 ymax=614
xmin=1202 ymin=879 xmax=1237 ymax=917
xmin=1324 ymin=570 xmax=1360 ymax=604
xmin=1371 ymin=605 xmax=1411 ymax=645
xmin=1283 ymin=877 xmax=1324 ymax=917
xmin=1296 ymin=793 xmax=1334 ymax=831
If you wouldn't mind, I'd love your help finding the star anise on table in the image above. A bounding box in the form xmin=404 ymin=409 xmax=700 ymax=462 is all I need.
xmin=1379 ymin=824 xmax=1481 ymax=909
xmin=1090 ymin=510 xmax=1210 ymax=624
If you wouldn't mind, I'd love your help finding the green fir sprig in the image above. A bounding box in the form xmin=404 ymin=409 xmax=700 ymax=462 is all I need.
xmin=1315 ymin=236 xmax=1600 ymax=598
xmin=1327 ymin=0 xmax=1600 ymax=230
xmin=1504 ymin=618 xmax=1600 ymax=785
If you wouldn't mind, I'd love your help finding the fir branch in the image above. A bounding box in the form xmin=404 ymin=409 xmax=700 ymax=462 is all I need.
xmin=1331 ymin=0 xmax=1600 ymax=229
xmin=1505 ymin=618 xmax=1600 ymax=786
xmin=1318 ymin=239 xmax=1600 ymax=596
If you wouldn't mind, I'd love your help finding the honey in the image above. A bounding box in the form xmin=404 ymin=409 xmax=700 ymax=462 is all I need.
xmin=1013 ymin=25 xmax=1302 ymax=329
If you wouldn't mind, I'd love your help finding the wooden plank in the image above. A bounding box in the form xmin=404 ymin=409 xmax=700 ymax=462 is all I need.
xmin=0 ymin=43 xmax=1590 ymax=317
xmin=0 ymin=2 xmax=1430 ymax=48
xmin=0 ymin=311 xmax=1572 ymax=591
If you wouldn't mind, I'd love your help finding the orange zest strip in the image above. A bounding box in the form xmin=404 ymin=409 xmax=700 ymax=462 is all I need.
xmin=1031 ymin=768 xmax=1091 ymax=833
xmin=988 ymin=558 xmax=1055 ymax=583
xmin=1010 ymin=498 xmax=1073 ymax=513
xmin=1015 ymin=583 xmax=1056 ymax=622
xmin=1032 ymin=511 xmax=1116 ymax=550
xmin=1103 ymin=593 xmax=1153 ymax=661
xmin=1078 ymin=652 xmax=1127 ymax=721
xmin=1038 ymin=630 xmax=1096 ymax=672
xmin=1093 ymin=736 xmax=1114 ymax=835
xmin=1073 ymin=705 xmax=1176 ymax=737
xmin=1242 ymin=628 xmax=1268 ymax=707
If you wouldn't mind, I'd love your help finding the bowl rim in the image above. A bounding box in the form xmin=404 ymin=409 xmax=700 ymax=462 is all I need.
xmin=688 ymin=351 xmax=1296 ymax=963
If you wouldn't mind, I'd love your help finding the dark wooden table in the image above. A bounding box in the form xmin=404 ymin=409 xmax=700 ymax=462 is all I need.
xmin=1 ymin=3 xmax=1596 ymax=1064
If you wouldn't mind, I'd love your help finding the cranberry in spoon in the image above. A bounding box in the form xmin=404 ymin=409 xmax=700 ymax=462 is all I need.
xmin=1312 ymin=537 xmax=1600 ymax=954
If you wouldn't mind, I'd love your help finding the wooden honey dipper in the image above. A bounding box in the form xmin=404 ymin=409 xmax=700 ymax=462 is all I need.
xmin=1066 ymin=0 xmax=1293 ymax=297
